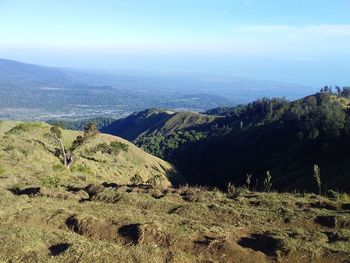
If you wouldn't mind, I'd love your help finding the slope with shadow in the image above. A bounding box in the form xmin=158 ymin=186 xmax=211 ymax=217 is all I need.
xmin=173 ymin=92 xmax=350 ymax=192
xmin=101 ymin=108 xmax=219 ymax=141
xmin=113 ymin=91 xmax=350 ymax=193
xmin=0 ymin=120 xmax=182 ymax=187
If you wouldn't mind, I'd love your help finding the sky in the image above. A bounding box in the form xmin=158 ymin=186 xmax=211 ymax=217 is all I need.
xmin=0 ymin=0 xmax=349 ymax=86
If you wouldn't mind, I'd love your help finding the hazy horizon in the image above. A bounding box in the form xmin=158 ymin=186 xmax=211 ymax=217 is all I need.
xmin=0 ymin=0 xmax=349 ymax=87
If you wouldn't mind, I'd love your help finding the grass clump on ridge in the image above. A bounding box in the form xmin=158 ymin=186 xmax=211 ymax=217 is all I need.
xmin=6 ymin=122 xmax=44 ymax=134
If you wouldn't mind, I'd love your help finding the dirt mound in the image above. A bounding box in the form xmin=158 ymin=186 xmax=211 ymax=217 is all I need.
xmin=315 ymin=216 xmax=337 ymax=228
xmin=84 ymin=184 xmax=105 ymax=198
xmin=118 ymin=223 xmax=171 ymax=247
xmin=192 ymin=235 xmax=268 ymax=263
xmin=65 ymin=215 xmax=120 ymax=242
xmin=238 ymin=233 xmax=289 ymax=257
xmin=310 ymin=201 xmax=339 ymax=210
xmin=9 ymin=186 xmax=41 ymax=196
xmin=48 ymin=243 xmax=71 ymax=256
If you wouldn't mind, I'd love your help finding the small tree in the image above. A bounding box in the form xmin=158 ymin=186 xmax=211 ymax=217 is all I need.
xmin=313 ymin=164 xmax=322 ymax=195
xmin=50 ymin=125 xmax=68 ymax=166
xmin=246 ymin=174 xmax=252 ymax=190
xmin=263 ymin=171 xmax=272 ymax=192
xmin=84 ymin=122 xmax=99 ymax=137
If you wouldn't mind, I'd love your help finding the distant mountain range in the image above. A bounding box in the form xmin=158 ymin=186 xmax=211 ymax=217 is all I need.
xmin=0 ymin=58 xmax=315 ymax=121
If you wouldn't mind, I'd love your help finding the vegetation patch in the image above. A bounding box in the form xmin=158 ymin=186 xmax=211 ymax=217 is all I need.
xmin=0 ymin=166 xmax=5 ymax=176
xmin=6 ymin=122 xmax=44 ymax=134
xmin=41 ymin=176 xmax=61 ymax=188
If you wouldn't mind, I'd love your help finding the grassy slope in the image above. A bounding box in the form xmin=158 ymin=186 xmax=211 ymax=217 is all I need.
xmin=0 ymin=181 xmax=349 ymax=262
xmin=0 ymin=121 xmax=180 ymax=187
xmin=101 ymin=109 xmax=218 ymax=141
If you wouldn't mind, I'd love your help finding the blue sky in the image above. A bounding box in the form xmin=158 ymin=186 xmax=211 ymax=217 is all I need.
xmin=0 ymin=0 xmax=349 ymax=86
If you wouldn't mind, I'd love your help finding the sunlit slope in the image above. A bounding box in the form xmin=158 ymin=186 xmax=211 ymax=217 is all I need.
xmin=0 ymin=121 xmax=180 ymax=187
xmin=101 ymin=108 xmax=218 ymax=141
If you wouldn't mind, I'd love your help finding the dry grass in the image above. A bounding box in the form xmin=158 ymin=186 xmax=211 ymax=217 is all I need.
xmin=0 ymin=177 xmax=350 ymax=262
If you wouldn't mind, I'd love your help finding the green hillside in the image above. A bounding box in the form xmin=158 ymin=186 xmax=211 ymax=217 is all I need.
xmin=105 ymin=89 xmax=350 ymax=193
xmin=101 ymin=108 xmax=218 ymax=141
xmin=0 ymin=121 xmax=180 ymax=187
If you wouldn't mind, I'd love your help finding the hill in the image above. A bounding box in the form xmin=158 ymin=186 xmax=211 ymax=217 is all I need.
xmin=108 ymin=89 xmax=350 ymax=192
xmin=0 ymin=121 xmax=181 ymax=187
xmin=101 ymin=109 xmax=219 ymax=141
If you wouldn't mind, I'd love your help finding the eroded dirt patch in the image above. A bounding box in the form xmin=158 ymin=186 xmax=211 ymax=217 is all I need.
xmin=193 ymin=235 xmax=268 ymax=263
xmin=238 ymin=233 xmax=289 ymax=257
xmin=9 ymin=186 xmax=41 ymax=196
xmin=65 ymin=215 xmax=120 ymax=242
xmin=49 ymin=243 xmax=71 ymax=256
xmin=315 ymin=216 xmax=337 ymax=228
xmin=118 ymin=223 xmax=171 ymax=247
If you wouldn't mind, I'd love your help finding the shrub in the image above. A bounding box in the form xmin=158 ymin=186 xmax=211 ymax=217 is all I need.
xmin=313 ymin=164 xmax=322 ymax=195
xmin=91 ymin=141 xmax=129 ymax=155
xmin=263 ymin=171 xmax=272 ymax=192
xmin=327 ymin=189 xmax=339 ymax=199
xmin=41 ymin=176 xmax=61 ymax=188
xmin=84 ymin=122 xmax=99 ymax=137
xmin=227 ymin=183 xmax=250 ymax=199
xmin=71 ymin=135 xmax=85 ymax=150
xmin=110 ymin=141 xmax=129 ymax=153
xmin=53 ymin=163 xmax=65 ymax=171
xmin=130 ymin=173 xmax=143 ymax=185
xmin=74 ymin=165 xmax=91 ymax=174
xmin=146 ymin=174 xmax=164 ymax=187
xmin=246 ymin=174 xmax=252 ymax=190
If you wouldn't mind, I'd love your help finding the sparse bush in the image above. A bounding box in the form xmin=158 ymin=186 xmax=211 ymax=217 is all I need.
xmin=90 ymin=141 xmax=129 ymax=155
xmin=73 ymin=165 xmax=92 ymax=174
xmin=73 ymin=173 xmax=87 ymax=182
xmin=227 ymin=182 xmax=238 ymax=198
xmin=71 ymin=135 xmax=85 ymax=150
xmin=41 ymin=176 xmax=61 ymax=188
xmin=338 ymin=193 xmax=350 ymax=203
xmin=94 ymin=143 xmax=110 ymax=153
xmin=246 ymin=174 xmax=252 ymax=190
xmin=313 ymin=164 xmax=322 ymax=195
xmin=178 ymin=185 xmax=204 ymax=202
xmin=53 ymin=163 xmax=65 ymax=171
xmin=130 ymin=173 xmax=143 ymax=185
xmin=84 ymin=122 xmax=99 ymax=137
xmin=327 ymin=189 xmax=339 ymax=199
xmin=227 ymin=183 xmax=249 ymax=199
xmin=146 ymin=174 xmax=164 ymax=187
xmin=263 ymin=171 xmax=272 ymax=192
xmin=110 ymin=141 xmax=129 ymax=153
